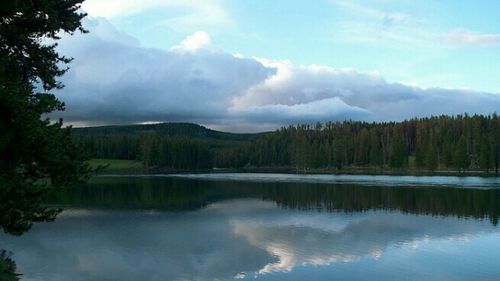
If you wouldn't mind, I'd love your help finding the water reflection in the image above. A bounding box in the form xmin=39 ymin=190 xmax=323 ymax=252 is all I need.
xmin=1 ymin=175 xmax=499 ymax=281
xmin=0 ymin=203 xmax=276 ymax=281
xmin=49 ymin=176 xmax=500 ymax=224
xmin=174 ymin=173 xmax=500 ymax=188
xmin=231 ymin=208 xmax=493 ymax=275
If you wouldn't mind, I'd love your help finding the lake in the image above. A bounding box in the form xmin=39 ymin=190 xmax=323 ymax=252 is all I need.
xmin=1 ymin=173 xmax=500 ymax=281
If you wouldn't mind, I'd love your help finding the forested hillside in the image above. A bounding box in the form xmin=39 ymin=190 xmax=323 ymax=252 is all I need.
xmin=74 ymin=123 xmax=263 ymax=169
xmin=75 ymin=115 xmax=500 ymax=173
xmin=73 ymin=122 xmax=261 ymax=141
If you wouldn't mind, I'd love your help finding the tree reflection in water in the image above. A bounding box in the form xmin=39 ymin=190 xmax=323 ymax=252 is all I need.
xmin=49 ymin=176 xmax=500 ymax=225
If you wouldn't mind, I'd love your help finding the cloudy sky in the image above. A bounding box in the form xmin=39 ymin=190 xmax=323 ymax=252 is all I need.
xmin=53 ymin=0 xmax=500 ymax=132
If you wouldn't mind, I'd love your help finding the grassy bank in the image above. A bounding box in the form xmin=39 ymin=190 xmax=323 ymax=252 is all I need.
xmin=88 ymin=158 xmax=498 ymax=177
xmin=88 ymin=159 xmax=145 ymax=173
xmin=211 ymin=166 xmax=499 ymax=177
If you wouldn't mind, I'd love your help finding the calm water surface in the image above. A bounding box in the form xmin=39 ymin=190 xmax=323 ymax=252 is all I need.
xmin=1 ymin=173 xmax=500 ymax=281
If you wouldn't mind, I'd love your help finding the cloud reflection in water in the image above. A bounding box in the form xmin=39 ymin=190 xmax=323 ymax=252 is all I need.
xmin=0 ymin=199 xmax=498 ymax=281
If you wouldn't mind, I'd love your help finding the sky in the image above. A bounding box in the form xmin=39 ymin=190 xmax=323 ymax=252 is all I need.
xmin=53 ymin=0 xmax=500 ymax=132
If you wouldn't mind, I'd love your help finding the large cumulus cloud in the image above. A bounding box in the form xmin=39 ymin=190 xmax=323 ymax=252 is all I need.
xmin=53 ymin=17 xmax=500 ymax=131
xmin=55 ymin=18 xmax=273 ymax=126
xmin=233 ymin=58 xmax=500 ymax=122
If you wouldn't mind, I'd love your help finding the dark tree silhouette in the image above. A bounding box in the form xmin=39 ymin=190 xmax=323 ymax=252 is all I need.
xmin=0 ymin=0 xmax=90 ymax=235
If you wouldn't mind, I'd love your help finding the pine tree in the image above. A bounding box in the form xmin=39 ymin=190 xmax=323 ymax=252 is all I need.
xmin=415 ymin=144 xmax=425 ymax=168
xmin=389 ymin=138 xmax=408 ymax=168
xmin=441 ymin=143 xmax=454 ymax=168
xmin=425 ymin=143 xmax=438 ymax=171
xmin=479 ymin=138 xmax=492 ymax=172
xmin=454 ymin=137 xmax=469 ymax=172
xmin=0 ymin=0 xmax=89 ymax=235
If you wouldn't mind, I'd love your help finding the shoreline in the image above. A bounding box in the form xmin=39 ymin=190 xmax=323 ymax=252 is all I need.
xmin=94 ymin=166 xmax=500 ymax=178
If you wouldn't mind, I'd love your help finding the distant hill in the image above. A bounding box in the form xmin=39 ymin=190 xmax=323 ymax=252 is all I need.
xmin=72 ymin=122 xmax=264 ymax=142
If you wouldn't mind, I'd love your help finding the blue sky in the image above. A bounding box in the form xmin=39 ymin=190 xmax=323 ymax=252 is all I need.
xmin=83 ymin=0 xmax=500 ymax=93
xmin=54 ymin=0 xmax=500 ymax=131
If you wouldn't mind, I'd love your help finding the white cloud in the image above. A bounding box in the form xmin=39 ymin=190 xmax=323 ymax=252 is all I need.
xmin=442 ymin=29 xmax=500 ymax=47
xmin=76 ymin=17 xmax=140 ymax=47
xmin=53 ymin=17 xmax=500 ymax=131
xmin=232 ymin=58 xmax=500 ymax=124
xmin=238 ymin=97 xmax=369 ymax=124
xmin=171 ymin=31 xmax=212 ymax=53
xmin=54 ymin=19 xmax=272 ymax=128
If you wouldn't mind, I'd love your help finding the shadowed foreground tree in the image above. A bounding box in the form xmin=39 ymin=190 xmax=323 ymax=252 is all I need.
xmin=0 ymin=0 xmax=90 ymax=236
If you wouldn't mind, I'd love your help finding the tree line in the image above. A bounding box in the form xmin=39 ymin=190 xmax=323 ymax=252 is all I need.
xmin=76 ymin=114 xmax=500 ymax=173
xmin=77 ymin=135 xmax=212 ymax=169
xmin=215 ymin=114 xmax=500 ymax=173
